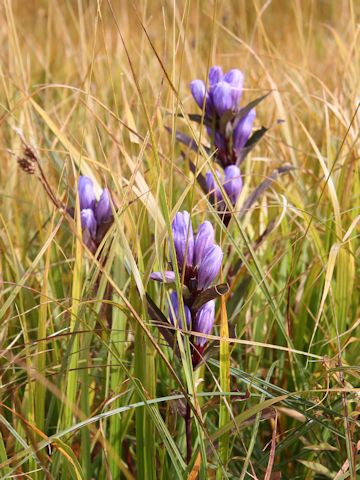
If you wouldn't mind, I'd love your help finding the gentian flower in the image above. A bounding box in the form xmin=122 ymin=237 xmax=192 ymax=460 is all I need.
xmin=212 ymin=81 xmax=234 ymax=117
xmin=150 ymin=211 xmax=223 ymax=353
xmin=233 ymin=108 xmax=256 ymax=151
xmin=172 ymin=211 xmax=194 ymax=269
xmin=149 ymin=271 xmax=176 ymax=283
xmin=80 ymin=209 xmax=97 ymax=238
xmin=77 ymin=176 xmax=113 ymax=251
xmin=205 ymin=170 xmax=223 ymax=206
xmin=168 ymin=291 xmax=191 ymax=329
xmin=190 ymin=66 xmax=243 ymax=117
xmin=194 ymin=221 xmax=214 ymax=266
xmin=193 ymin=300 xmax=215 ymax=346
xmin=190 ymin=66 xmax=256 ymax=166
xmin=78 ymin=176 xmax=96 ymax=210
xmin=223 ymin=165 xmax=243 ymax=204
xmin=197 ymin=245 xmax=223 ymax=290
xmin=95 ymin=188 xmax=112 ymax=224
xmin=206 ymin=165 xmax=243 ymax=208
xmin=151 ymin=211 xmax=223 ymax=293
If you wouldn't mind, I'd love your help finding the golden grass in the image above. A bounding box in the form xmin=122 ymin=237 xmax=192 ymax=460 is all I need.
xmin=0 ymin=1 xmax=359 ymax=478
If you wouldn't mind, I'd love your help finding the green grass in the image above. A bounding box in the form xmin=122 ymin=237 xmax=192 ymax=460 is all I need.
xmin=0 ymin=1 xmax=359 ymax=479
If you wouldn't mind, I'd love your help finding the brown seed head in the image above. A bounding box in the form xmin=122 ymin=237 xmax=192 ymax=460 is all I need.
xmin=17 ymin=146 xmax=38 ymax=175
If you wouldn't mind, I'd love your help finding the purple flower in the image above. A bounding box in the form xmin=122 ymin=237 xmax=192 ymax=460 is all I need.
xmin=209 ymin=67 xmax=243 ymax=113
xmin=168 ymin=291 xmax=191 ymax=329
xmin=197 ymin=245 xmax=223 ymax=290
xmin=190 ymin=66 xmax=245 ymax=119
xmin=189 ymin=66 xmax=258 ymax=167
xmin=233 ymin=108 xmax=256 ymax=150
xmin=206 ymin=127 xmax=227 ymax=152
xmin=81 ymin=208 xmax=97 ymax=238
xmin=190 ymin=80 xmax=207 ymax=109
xmin=206 ymin=171 xmax=223 ymax=204
xmin=194 ymin=300 xmax=215 ymax=346
xmin=150 ymin=271 xmax=176 ymax=283
xmin=212 ymin=81 xmax=234 ymax=117
xmin=190 ymin=67 xmax=244 ymax=117
xmin=214 ymin=131 xmax=227 ymax=151
xmin=209 ymin=66 xmax=223 ymax=85
xmin=223 ymin=69 xmax=243 ymax=87
xmin=78 ymin=176 xmax=96 ymax=210
xmin=172 ymin=211 xmax=194 ymax=269
xmin=151 ymin=212 xmax=223 ymax=293
xmin=206 ymin=167 xmax=242 ymax=206
xmin=95 ymin=188 xmax=112 ymax=224
xmin=76 ymin=176 xmax=118 ymax=252
xmin=223 ymin=69 xmax=244 ymax=106
xmin=194 ymin=221 xmax=214 ymax=266
xmin=223 ymin=165 xmax=243 ymax=205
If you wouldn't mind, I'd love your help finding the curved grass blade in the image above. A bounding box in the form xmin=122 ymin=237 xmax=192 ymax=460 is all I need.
xmin=238 ymin=164 xmax=294 ymax=217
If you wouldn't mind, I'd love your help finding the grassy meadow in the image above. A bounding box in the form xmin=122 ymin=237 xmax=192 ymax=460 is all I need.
xmin=0 ymin=0 xmax=359 ymax=478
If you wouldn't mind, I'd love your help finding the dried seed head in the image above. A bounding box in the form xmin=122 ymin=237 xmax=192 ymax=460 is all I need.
xmin=17 ymin=157 xmax=36 ymax=174
xmin=17 ymin=146 xmax=38 ymax=175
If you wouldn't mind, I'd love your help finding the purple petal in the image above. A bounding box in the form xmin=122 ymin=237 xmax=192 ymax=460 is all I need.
xmin=95 ymin=188 xmax=113 ymax=224
xmin=207 ymin=127 xmax=226 ymax=151
xmin=208 ymin=66 xmax=223 ymax=86
xmin=194 ymin=300 xmax=215 ymax=346
xmin=169 ymin=291 xmax=191 ymax=329
xmin=223 ymin=69 xmax=244 ymax=107
xmin=172 ymin=211 xmax=194 ymax=269
xmin=197 ymin=244 xmax=223 ymax=290
xmin=214 ymin=132 xmax=227 ymax=151
xmin=212 ymin=81 xmax=234 ymax=117
xmin=150 ymin=271 xmax=176 ymax=283
xmin=224 ymin=69 xmax=244 ymax=107
xmin=194 ymin=221 xmax=214 ymax=266
xmin=190 ymin=80 xmax=206 ymax=109
xmin=224 ymin=165 xmax=243 ymax=205
xmin=81 ymin=208 xmax=97 ymax=239
xmin=206 ymin=172 xmax=223 ymax=203
xmin=223 ymin=69 xmax=244 ymax=88
xmin=78 ymin=176 xmax=96 ymax=210
xmin=233 ymin=108 xmax=256 ymax=150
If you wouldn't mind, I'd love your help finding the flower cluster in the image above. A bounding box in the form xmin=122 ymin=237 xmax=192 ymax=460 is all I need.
xmin=78 ymin=176 xmax=113 ymax=251
xmin=190 ymin=66 xmax=256 ymax=168
xmin=189 ymin=66 xmax=259 ymax=213
xmin=151 ymin=211 xmax=223 ymax=355
xmin=206 ymin=164 xmax=243 ymax=209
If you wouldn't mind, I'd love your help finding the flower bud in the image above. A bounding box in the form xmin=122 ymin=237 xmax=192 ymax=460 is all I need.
xmin=190 ymin=80 xmax=206 ymax=109
xmin=224 ymin=165 xmax=243 ymax=205
xmin=233 ymin=108 xmax=256 ymax=150
xmin=206 ymin=172 xmax=223 ymax=204
xmin=172 ymin=211 xmax=194 ymax=269
xmin=169 ymin=291 xmax=191 ymax=329
xmin=194 ymin=300 xmax=215 ymax=346
xmin=197 ymin=244 xmax=223 ymax=290
xmin=223 ymin=69 xmax=244 ymax=107
xmin=150 ymin=271 xmax=176 ymax=283
xmin=214 ymin=132 xmax=227 ymax=152
xmin=212 ymin=81 xmax=234 ymax=117
xmin=78 ymin=176 xmax=96 ymax=211
xmin=194 ymin=221 xmax=214 ymax=266
xmin=95 ymin=188 xmax=112 ymax=224
xmin=80 ymin=208 xmax=97 ymax=238
xmin=208 ymin=66 xmax=223 ymax=85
